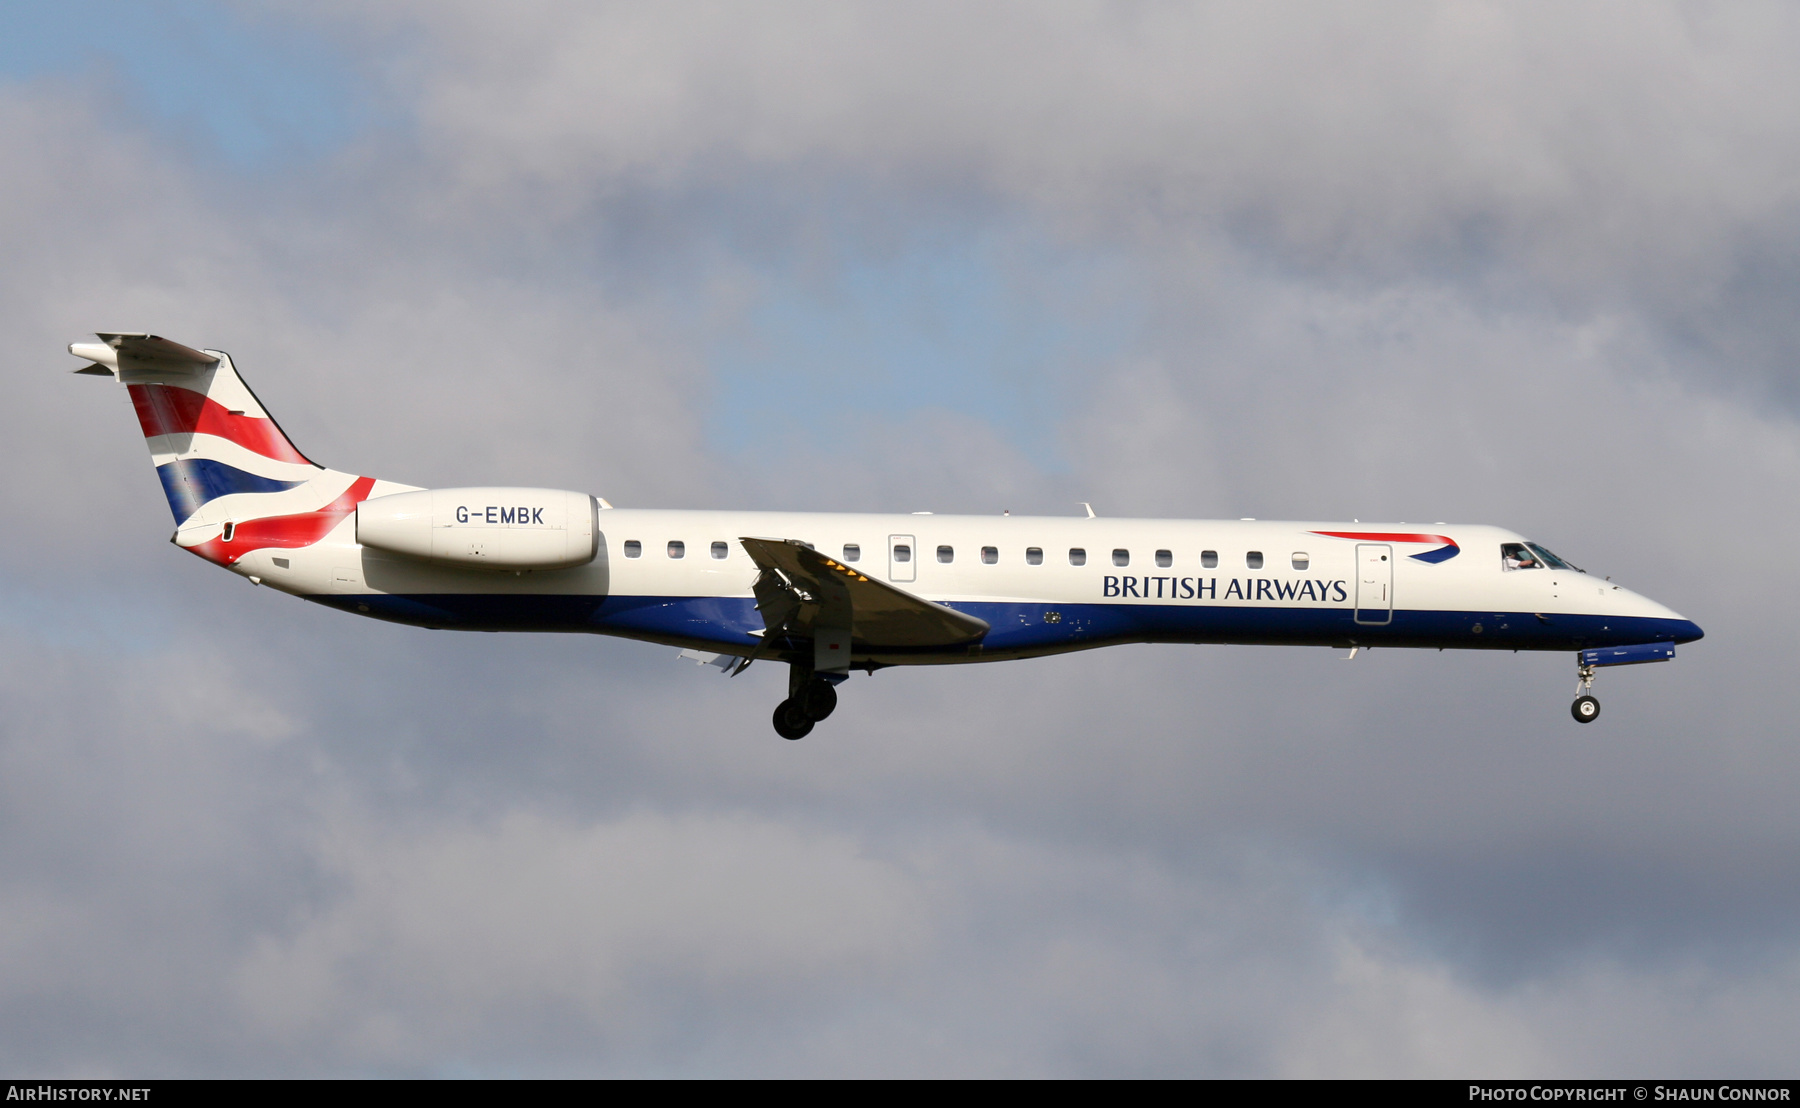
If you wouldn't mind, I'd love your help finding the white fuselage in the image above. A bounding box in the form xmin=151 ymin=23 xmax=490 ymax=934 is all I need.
xmin=224 ymin=507 xmax=1699 ymax=664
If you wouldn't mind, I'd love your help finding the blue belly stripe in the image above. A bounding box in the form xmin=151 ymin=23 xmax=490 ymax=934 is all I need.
xmin=306 ymin=592 xmax=1703 ymax=656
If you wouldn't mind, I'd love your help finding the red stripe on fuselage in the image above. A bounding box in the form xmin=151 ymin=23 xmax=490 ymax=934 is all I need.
xmin=1310 ymin=530 xmax=1455 ymax=546
xmin=187 ymin=476 xmax=377 ymax=566
xmin=128 ymin=383 xmax=312 ymax=466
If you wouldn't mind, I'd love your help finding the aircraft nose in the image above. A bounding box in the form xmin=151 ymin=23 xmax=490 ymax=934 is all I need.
xmin=1623 ymin=586 xmax=1703 ymax=643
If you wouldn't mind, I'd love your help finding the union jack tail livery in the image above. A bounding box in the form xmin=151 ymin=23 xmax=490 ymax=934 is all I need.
xmin=71 ymin=333 xmax=1702 ymax=736
xmin=70 ymin=333 xmax=391 ymax=568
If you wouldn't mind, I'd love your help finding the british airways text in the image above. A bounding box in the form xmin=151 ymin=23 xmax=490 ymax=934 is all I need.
xmin=1103 ymin=576 xmax=1350 ymax=602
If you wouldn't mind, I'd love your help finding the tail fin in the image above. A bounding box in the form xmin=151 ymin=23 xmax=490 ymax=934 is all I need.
xmin=71 ymin=333 xmax=384 ymax=566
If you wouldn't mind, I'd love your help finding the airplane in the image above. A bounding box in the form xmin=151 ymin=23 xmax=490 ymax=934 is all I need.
xmin=69 ymin=332 xmax=1704 ymax=738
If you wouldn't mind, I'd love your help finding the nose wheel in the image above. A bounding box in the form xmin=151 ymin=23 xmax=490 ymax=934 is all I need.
xmin=1570 ymin=661 xmax=1600 ymax=724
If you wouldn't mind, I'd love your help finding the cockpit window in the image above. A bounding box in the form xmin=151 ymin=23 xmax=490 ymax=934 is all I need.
xmin=1527 ymin=543 xmax=1581 ymax=572
xmin=1501 ymin=542 xmax=1541 ymax=570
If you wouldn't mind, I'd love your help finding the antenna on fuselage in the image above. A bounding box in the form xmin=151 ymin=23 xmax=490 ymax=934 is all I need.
xmin=1079 ymin=502 xmax=1096 ymax=518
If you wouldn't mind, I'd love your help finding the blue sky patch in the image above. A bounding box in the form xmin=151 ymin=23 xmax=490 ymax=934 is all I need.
xmin=0 ymin=0 xmax=378 ymax=168
xmin=707 ymin=226 xmax=1135 ymax=470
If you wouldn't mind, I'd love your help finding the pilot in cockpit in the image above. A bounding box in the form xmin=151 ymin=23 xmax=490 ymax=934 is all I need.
xmin=1502 ymin=543 xmax=1539 ymax=570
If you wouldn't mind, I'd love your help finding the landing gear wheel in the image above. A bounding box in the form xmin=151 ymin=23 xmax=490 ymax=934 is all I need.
xmin=799 ymin=679 xmax=838 ymax=722
xmin=1571 ymin=695 xmax=1600 ymax=724
xmin=773 ymin=699 xmax=814 ymax=740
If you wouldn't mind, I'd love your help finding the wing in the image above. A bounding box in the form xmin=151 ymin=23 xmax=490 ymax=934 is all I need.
xmin=738 ymin=537 xmax=989 ymax=649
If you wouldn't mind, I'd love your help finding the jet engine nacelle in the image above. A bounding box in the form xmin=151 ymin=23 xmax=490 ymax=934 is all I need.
xmin=356 ymin=487 xmax=599 ymax=570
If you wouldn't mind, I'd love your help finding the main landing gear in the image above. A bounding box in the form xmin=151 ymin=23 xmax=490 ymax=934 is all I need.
xmin=773 ymin=667 xmax=841 ymax=740
xmin=1571 ymin=659 xmax=1600 ymax=724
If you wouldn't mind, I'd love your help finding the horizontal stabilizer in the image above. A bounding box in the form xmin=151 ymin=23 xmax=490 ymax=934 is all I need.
xmin=68 ymin=333 xmax=218 ymax=381
xmin=739 ymin=536 xmax=989 ymax=650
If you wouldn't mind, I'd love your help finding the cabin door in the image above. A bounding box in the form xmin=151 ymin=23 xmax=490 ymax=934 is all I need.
xmin=1354 ymin=544 xmax=1393 ymax=625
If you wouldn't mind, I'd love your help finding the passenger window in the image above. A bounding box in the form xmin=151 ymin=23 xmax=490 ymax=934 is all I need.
xmin=1201 ymin=550 xmax=1218 ymax=569
xmin=1501 ymin=542 xmax=1542 ymax=570
xmin=1155 ymin=549 xmax=1171 ymax=568
xmin=1026 ymin=547 xmax=1043 ymax=565
xmin=711 ymin=541 xmax=728 ymax=560
xmin=981 ymin=546 xmax=998 ymax=564
xmin=1113 ymin=549 xmax=1130 ymax=567
xmin=668 ymin=541 xmax=685 ymax=559
xmin=1246 ymin=551 xmax=1264 ymax=569
xmin=624 ymin=540 xmax=641 ymax=558
xmin=843 ymin=543 xmax=860 ymax=562
xmin=894 ymin=544 xmax=912 ymax=563
xmin=938 ymin=545 xmax=954 ymax=563
xmin=1069 ymin=547 xmax=1087 ymax=566
xmin=1291 ymin=552 xmax=1309 ymax=570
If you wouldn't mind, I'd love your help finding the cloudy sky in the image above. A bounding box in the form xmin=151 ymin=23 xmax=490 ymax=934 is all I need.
xmin=3 ymin=0 xmax=1798 ymax=1077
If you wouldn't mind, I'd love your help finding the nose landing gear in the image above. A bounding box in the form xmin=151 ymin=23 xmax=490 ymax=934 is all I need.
xmin=1571 ymin=660 xmax=1600 ymax=723
xmin=1566 ymin=643 xmax=1679 ymax=724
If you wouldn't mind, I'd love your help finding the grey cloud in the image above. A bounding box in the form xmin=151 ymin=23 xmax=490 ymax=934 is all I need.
xmin=230 ymin=810 xmax=930 ymax=1069
xmin=325 ymin=0 xmax=1800 ymax=405
xmin=342 ymin=4 xmax=1800 ymax=262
